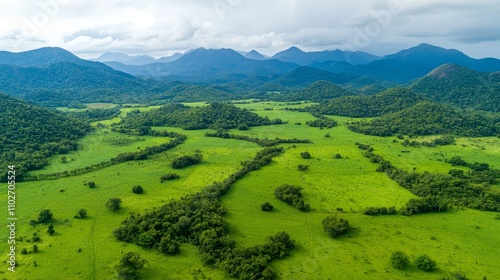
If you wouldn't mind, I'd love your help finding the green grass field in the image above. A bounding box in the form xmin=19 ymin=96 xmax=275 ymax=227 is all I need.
xmin=1 ymin=102 xmax=499 ymax=279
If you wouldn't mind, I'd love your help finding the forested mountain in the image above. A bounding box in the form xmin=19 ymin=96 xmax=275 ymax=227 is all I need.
xmin=410 ymin=64 xmax=500 ymax=112
xmin=349 ymin=101 xmax=500 ymax=137
xmin=270 ymin=66 xmax=358 ymax=87
xmin=95 ymin=52 xmax=183 ymax=65
xmin=308 ymin=87 xmax=425 ymax=117
xmin=245 ymin=50 xmax=267 ymax=60
xmin=0 ymin=93 xmax=92 ymax=180
xmin=272 ymin=46 xmax=379 ymax=65
xmin=271 ymin=80 xmax=352 ymax=102
xmin=118 ymin=103 xmax=284 ymax=131
xmin=0 ymin=47 xmax=100 ymax=68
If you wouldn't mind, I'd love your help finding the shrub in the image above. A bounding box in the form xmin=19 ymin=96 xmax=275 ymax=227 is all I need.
xmin=115 ymin=252 xmax=148 ymax=280
xmin=106 ymin=198 xmax=122 ymax=211
xmin=274 ymin=184 xmax=310 ymax=212
xmin=415 ymin=254 xmax=436 ymax=272
xmin=322 ymin=215 xmax=350 ymax=238
xmin=74 ymin=208 xmax=88 ymax=219
xmin=132 ymin=185 xmax=144 ymax=194
xmin=160 ymin=173 xmax=180 ymax=183
xmin=261 ymin=202 xmax=274 ymax=212
xmin=37 ymin=209 xmax=53 ymax=224
xmin=47 ymin=224 xmax=55 ymax=235
xmin=300 ymin=151 xmax=311 ymax=159
xmin=33 ymin=244 xmax=38 ymax=253
xmin=172 ymin=153 xmax=203 ymax=169
xmin=390 ymin=251 xmax=410 ymax=269
xmin=87 ymin=181 xmax=96 ymax=188
xmin=297 ymin=164 xmax=309 ymax=171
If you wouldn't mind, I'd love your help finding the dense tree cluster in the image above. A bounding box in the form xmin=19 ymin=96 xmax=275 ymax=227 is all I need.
xmin=361 ymin=149 xmax=500 ymax=212
xmin=205 ymin=129 xmax=312 ymax=147
xmin=274 ymin=184 xmax=310 ymax=212
xmin=160 ymin=173 xmax=180 ymax=183
xmin=349 ymin=101 xmax=500 ymax=137
xmin=363 ymin=206 xmax=397 ymax=215
xmin=391 ymin=251 xmax=410 ymax=270
xmin=114 ymin=147 xmax=293 ymax=279
xmin=171 ymin=153 xmax=203 ymax=169
xmin=402 ymin=135 xmax=455 ymax=147
xmin=0 ymin=93 xmax=92 ymax=181
xmin=115 ymin=252 xmax=148 ymax=280
xmin=271 ymin=80 xmax=351 ymax=102
xmin=307 ymin=87 xmax=424 ymax=118
xmin=119 ymin=103 xmax=284 ymax=131
xmin=305 ymin=117 xmax=338 ymax=129
xmin=415 ymin=255 xmax=437 ymax=272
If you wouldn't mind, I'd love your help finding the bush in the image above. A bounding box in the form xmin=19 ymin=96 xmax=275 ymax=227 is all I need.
xmin=322 ymin=215 xmax=350 ymax=238
xmin=159 ymin=237 xmax=180 ymax=255
xmin=115 ymin=252 xmax=148 ymax=280
xmin=74 ymin=208 xmax=88 ymax=219
xmin=415 ymin=254 xmax=436 ymax=272
xmin=160 ymin=173 xmax=180 ymax=183
xmin=297 ymin=164 xmax=309 ymax=171
xmin=391 ymin=251 xmax=410 ymax=269
xmin=33 ymin=244 xmax=38 ymax=253
xmin=300 ymin=151 xmax=311 ymax=159
xmin=274 ymin=184 xmax=310 ymax=212
xmin=106 ymin=198 xmax=122 ymax=211
xmin=132 ymin=185 xmax=144 ymax=194
xmin=87 ymin=181 xmax=96 ymax=188
xmin=261 ymin=202 xmax=274 ymax=212
xmin=172 ymin=153 xmax=203 ymax=169
xmin=37 ymin=209 xmax=53 ymax=223
xmin=47 ymin=224 xmax=55 ymax=235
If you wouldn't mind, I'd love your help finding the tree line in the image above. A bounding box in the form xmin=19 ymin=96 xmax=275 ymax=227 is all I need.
xmin=205 ymin=129 xmax=312 ymax=147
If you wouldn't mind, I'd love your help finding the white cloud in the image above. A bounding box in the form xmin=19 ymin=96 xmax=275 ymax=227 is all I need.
xmin=0 ymin=0 xmax=498 ymax=58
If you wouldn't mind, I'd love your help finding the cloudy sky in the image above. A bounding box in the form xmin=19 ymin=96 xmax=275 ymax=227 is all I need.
xmin=1 ymin=0 xmax=499 ymax=59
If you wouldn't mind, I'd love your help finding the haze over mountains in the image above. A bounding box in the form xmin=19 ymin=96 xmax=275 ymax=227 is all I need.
xmin=0 ymin=43 xmax=499 ymax=111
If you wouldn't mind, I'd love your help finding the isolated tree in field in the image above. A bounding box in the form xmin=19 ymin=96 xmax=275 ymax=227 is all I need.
xmin=47 ymin=224 xmax=55 ymax=235
xmin=391 ymin=251 xmax=410 ymax=269
xmin=300 ymin=151 xmax=311 ymax=159
xmin=33 ymin=244 xmax=38 ymax=253
xmin=415 ymin=254 xmax=436 ymax=272
xmin=261 ymin=202 xmax=274 ymax=212
xmin=75 ymin=208 xmax=88 ymax=219
xmin=115 ymin=252 xmax=148 ymax=280
xmin=87 ymin=181 xmax=96 ymax=188
xmin=132 ymin=185 xmax=144 ymax=194
xmin=160 ymin=173 xmax=180 ymax=183
xmin=322 ymin=215 xmax=350 ymax=238
xmin=38 ymin=209 xmax=53 ymax=223
xmin=297 ymin=164 xmax=309 ymax=171
xmin=107 ymin=198 xmax=122 ymax=211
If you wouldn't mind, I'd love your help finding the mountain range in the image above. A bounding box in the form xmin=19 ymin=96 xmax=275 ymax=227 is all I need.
xmin=0 ymin=43 xmax=499 ymax=110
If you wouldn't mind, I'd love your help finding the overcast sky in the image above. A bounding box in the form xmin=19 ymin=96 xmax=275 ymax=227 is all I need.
xmin=1 ymin=0 xmax=499 ymax=59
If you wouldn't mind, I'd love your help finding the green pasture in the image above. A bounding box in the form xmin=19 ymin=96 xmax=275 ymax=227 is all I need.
xmin=1 ymin=101 xmax=499 ymax=279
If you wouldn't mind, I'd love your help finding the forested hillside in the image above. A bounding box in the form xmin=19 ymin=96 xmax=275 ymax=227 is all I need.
xmin=118 ymin=103 xmax=284 ymax=131
xmin=0 ymin=93 xmax=92 ymax=180
xmin=308 ymin=87 xmax=425 ymax=117
xmin=410 ymin=64 xmax=500 ymax=112
xmin=349 ymin=101 xmax=500 ymax=137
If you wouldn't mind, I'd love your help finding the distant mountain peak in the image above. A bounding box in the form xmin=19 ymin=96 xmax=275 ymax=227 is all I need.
xmin=245 ymin=50 xmax=267 ymax=60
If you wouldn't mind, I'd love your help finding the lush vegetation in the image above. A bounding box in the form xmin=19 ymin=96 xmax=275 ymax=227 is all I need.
xmin=205 ymin=129 xmax=312 ymax=147
xmin=274 ymin=184 xmax=310 ymax=212
xmin=349 ymin=101 xmax=500 ymax=137
xmin=307 ymin=87 xmax=425 ymax=117
xmin=0 ymin=93 xmax=92 ymax=181
xmin=119 ymin=103 xmax=285 ymax=130
xmin=322 ymin=215 xmax=350 ymax=238
xmin=63 ymin=107 xmax=121 ymax=123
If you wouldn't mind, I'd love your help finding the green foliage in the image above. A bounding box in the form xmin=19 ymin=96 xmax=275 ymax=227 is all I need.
xmin=119 ymin=102 xmax=284 ymax=131
xmin=47 ymin=224 xmax=55 ymax=236
xmin=74 ymin=209 xmax=88 ymax=219
xmin=87 ymin=181 xmax=96 ymax=188
xmin=0 ymin=93 xmax=92 ymax=181
xmin=306 ymin=117 xmax=338 ymax=129
xmin=171 ymin=153 xmax=203 ymax=169
xmin=390 ymin=251 xmax=410 ymax=270
xmin=274 ymin=184 xmax=310 ymax=212
xmin=160 ymin=173 xmax=180 ymax=183
xmin=322 ymin=215 xmax=350 ymax=238
xmin=271 ymin=80 xmax=351 ymax=102
xmin=402 ymin=135 xmax=456 ymax=147
xmin=64 ymin=107 xmax=121 ymax=123
xmin=297 ymin=164 xmax=309 ymax=171
xmin=363 ymin=206 xmax=396 ymax=215
xmin=106 ymin=198 xmax=122 ymax=211
xmin=115 ymin=252 xmax=148 ymax=280
xmin=32 ymin=244 xmax=38 ymax=253
xmin=308 ymin=87 xmax=424 ymax=117
xmin=349 ymin=101 xmax=499 ymax=137
xmin=261 ymin=202 xmax=274 ymax=212
xmin=300 ymin=151 xmax=311 ymax=159
xmin=415 ymin=254 xmax=437 ymax=272
xmin=205 ymin=129 xmax=311 ymax=147
xmin=400 ymin=197 xmax=448 ymax=216
xmin=38 ymin=210 xmax=53 ymax=224
xmin=132 ymin=185 xmax=144 ymax=194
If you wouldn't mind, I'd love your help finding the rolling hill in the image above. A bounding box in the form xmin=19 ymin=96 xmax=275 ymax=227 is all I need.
xmin=410 ymin=64 xmax=500 ymax=112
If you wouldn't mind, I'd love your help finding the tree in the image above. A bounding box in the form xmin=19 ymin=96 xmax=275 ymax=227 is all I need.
xmin=107 ymin=198 xmax=122 ymax=211
xmin=297 ymin=164 xmax=309 ymax=171
xmin=47 ymin=224 xmax=55 ymax=235
xmin=322 ymin=215 xmax=350 ymax=238
xmin=390 ymin=251 xmax=410 ymax=269
xmin=300 ymin=151 xmax=311 ymax=159
xmin=132 ymin=185 xmax=144 ymax=194
xmin=87 ymin=181 xmax=96 ymax=188
xmin=261 ymin=202 xmax=274 ymax=212
xmin=33 ymin=244 xmax=38 ymax=253
xmin=115 ymin=252 xmax=148 ymax=280
xmin=75 ymin=208 xmax=88 ymax=219
xmin=415 ymin=254 xmax=437 ymax=272
xmin=38 ymin=209 xmax=53 ymax=223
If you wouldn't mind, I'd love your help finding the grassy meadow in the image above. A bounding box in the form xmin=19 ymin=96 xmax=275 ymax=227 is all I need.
xmin=1 ymin=101 xmax=499 ymax=279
